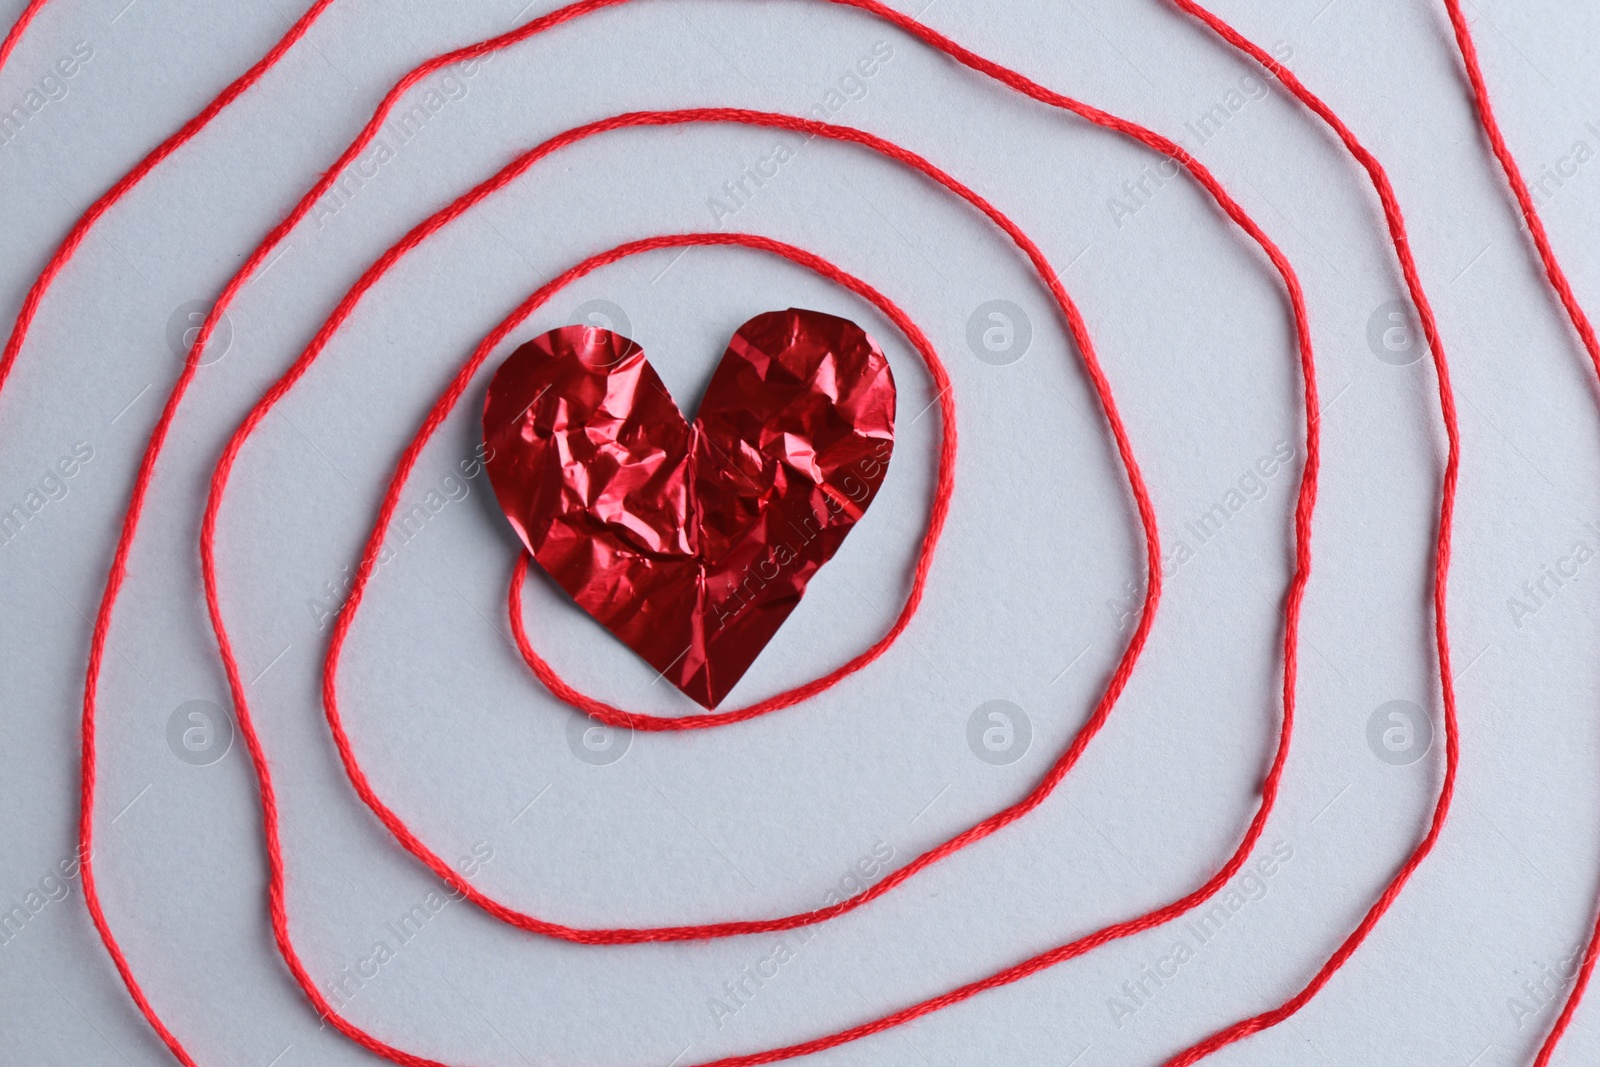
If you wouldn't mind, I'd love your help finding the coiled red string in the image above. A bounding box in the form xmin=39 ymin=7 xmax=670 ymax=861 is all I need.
xmin=0 ymin=0 xmax=1494 ymax=1064
xmin=1435 ymin=4 xmax=1600 ymax=1065
xmin=25 ymin=6 xmax=1309 ymax=1060
xmin=213 ymin=86 xmax=1307 ymax=1054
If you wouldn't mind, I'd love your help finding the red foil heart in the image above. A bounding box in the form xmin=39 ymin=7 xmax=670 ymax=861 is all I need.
xmin=483 ymin=308 xmax=896 ymax=709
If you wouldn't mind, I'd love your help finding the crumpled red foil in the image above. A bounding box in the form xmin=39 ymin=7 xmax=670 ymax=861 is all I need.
xmin=482 ymin=308 xmax=897 ymax=708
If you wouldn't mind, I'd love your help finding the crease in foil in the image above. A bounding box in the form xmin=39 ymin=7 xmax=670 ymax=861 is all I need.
xmin=482 ymin=308 xmax=896 ymax=708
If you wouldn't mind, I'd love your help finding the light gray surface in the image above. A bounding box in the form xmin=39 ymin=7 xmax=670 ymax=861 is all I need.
xmin=2 ymin=0 xmax=1598 ymax=1064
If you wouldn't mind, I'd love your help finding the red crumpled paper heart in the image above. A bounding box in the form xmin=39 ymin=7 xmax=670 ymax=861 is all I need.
xmin=482 ymin=308 xmax=896 ymax=708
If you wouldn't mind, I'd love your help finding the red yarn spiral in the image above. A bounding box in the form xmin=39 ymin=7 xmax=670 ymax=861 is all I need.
xmin=7 ymin=1 xmax=1549 ymax=1065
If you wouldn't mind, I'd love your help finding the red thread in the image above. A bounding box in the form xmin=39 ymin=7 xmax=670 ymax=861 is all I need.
xmin=0 ymin=0 xmax=1485 ymax=1064
xmin=0 ymin=0 xmax=49 ymax=75
xmin=1150 ymin=2 xmax=1463 ymax=1061
xmin=1437 ymin=3 xmax=1600 ymax=1064
xmin=0 ymin=0 xmax=340 ymax=398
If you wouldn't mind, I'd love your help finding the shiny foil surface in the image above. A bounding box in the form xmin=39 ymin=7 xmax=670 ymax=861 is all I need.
xmin=482 ymin=308 xmax=897 ymax=708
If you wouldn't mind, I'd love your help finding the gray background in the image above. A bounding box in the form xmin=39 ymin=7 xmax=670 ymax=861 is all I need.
xmin=1 ymin=0 xmax=1597 ymax=1064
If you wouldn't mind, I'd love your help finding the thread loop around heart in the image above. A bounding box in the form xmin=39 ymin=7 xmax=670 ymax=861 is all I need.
xmin=483 ymin=307 xmax=898 ymax=709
